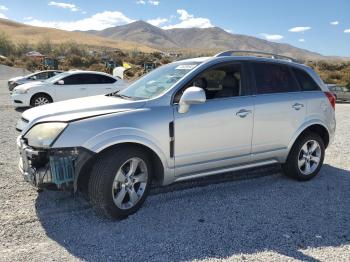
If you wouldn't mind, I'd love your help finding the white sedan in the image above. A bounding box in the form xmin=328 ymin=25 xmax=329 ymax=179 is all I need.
xmin=11 ymin=70 xmax=126 ymax=107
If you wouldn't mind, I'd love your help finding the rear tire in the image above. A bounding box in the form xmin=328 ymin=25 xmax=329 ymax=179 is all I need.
xmin=88 ymin=146 xmax=152 ymax=220
xmin=282 ymin=132 xmax=325 ymax=181
xmin=30 ymin=93 xmax=52 ymax=107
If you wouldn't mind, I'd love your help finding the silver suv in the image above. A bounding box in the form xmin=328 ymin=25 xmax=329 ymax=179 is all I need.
xmin=17 ymin=51 xmax=336 ymax=219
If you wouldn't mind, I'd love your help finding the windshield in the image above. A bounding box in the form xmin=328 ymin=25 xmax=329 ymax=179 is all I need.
xmin=118 ymin=62 xmax=200 ymax=99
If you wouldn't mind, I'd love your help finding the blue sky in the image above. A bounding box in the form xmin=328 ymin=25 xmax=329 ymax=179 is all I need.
xmin=0 ymin=0 xmax=349 ymax=56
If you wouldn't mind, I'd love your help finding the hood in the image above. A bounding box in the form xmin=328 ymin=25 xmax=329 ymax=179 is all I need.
xmin=14 ymin=81 xmax=45 ymax=91
xmin=9 ymin=76 xmax=24 ymax=82
xmin=22 ymin=95 xmax=146 ymax=126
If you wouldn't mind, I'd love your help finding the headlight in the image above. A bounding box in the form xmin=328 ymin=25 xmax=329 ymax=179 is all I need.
xmin=13 ymin=88 xmax=28 ymax=94
xmin=24 ymin=122 xmax=68 ymax=148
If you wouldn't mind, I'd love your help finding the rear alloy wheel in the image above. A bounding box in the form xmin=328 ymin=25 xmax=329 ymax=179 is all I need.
xmin=297 ymin=140 xmax=322 ymax=176
xmin=283 ymin=132 xmax=325 ymax=181
xmin=88 ymin=147 xmax=151 ymax=219
xmin=31 ymin=94 xmax=52 ymax=107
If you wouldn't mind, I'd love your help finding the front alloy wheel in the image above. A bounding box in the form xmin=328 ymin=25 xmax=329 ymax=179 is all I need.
xmin=112 ymin=158 xmax=148 ymax=210
xmin=88 ymin=146 xmax=151 ymax=219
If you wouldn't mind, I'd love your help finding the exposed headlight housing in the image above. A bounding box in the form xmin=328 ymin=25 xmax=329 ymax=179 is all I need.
xmin=24 ymin=122 xmax=68 ymax=148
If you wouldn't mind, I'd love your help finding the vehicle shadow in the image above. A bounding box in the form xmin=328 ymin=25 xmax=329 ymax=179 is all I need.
xmin=15 ymin=107 xmax=29 ymax=113
xmin=35 ymin=164 xmax=350 ymax=261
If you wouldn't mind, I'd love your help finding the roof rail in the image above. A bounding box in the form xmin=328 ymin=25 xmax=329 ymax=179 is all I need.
xmin=214 ymin=50 xmax=300 ymax=63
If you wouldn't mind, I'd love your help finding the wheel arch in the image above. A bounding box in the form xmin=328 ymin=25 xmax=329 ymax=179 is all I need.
xmin=288 ymin=122 xmax=330 ymax=153
xmin=77 ymin=142 xmax=166 ymax=194
xmin=30 ymin=92 xmax=53 ymax=105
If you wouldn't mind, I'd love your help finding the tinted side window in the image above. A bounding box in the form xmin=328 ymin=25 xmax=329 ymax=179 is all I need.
xmin=293 ymin=68 xmax=321 ymax=91
xmin=62 ymin=74 xmax=85 ymax=85
xmin=97 ymin=75 xmax=116 ymax=84
xmin=82 ymin=74 xmax=100 ymax=84
xmin=253 ymin=63 xmax=299 ymax=94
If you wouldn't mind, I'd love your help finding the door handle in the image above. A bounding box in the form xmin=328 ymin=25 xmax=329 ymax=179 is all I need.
xmin=292 ymin=103 xmax=304 ymax=110
xmin=236 ymin=109 xmax=252 ymax=118
xmin=79 ymin=87 xmax=87 ymax=90
xmin=105 ymin=87 xmax=112 ymax=90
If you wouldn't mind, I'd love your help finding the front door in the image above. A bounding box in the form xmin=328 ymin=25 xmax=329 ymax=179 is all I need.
xmin=173 ymin=62 xmax=254 ymax=177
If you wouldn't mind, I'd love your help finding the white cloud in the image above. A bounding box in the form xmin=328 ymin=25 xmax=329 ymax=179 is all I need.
xmin=136 ymin=0 xmax=145 ymax=4
xmin=177 ymin=9 xmax=193 ymax=20
xmin=162 ymin=9 xmax=214 ymax=29
xmin=0 ymin=5 xmax=8 ymax=11
xmin=288 ymin=26 xmax=311 ymax=33
xmin=48 ymin=1 xmax=79 ymax=12
xmin=23 ymin=16 xmax=33 ymax=20
xmin=24 ymin=11 xmax=134 ymax=31
xmin=0 ymin=12 xmax=7 ymax=19
xmin=148 ymin=0 xmax=160 ymax=5
xmin=147 ymin=17 xmax=168 ymax=26
xmin=344 ymin=29 xmax=350 ymax=33
xmin=260 ymin=33 xmax=283 ymax=41
xmin=299 ymin=38 xmax=305 ymax=42
xmin=330 ymin=21 xmax=339 ymax=25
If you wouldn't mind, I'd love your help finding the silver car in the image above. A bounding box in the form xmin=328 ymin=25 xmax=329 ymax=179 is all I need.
xmin=16 ymin=51 xmax=336 ymax=219
xmin=8 ymin=70 xmax=63 ymax=91
xmin=328 ymin=85 xmax=350 ymax=101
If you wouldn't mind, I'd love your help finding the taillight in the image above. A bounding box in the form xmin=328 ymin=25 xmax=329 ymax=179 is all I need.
xmin=325 ymin=92 xmax=336 ymax=110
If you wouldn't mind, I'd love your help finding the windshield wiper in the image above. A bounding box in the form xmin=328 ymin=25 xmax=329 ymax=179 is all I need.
xmin=113 ymin=93 xmax=133 ymax=99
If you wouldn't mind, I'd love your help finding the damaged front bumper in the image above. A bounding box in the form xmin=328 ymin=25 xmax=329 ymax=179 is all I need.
xmin=17 ymin=136 xmax=93 ymax=191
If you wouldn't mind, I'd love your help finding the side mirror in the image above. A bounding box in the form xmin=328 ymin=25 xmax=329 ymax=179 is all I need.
xmin=31 ymin=76 xmax=37 ymax=80
xmin=178 ymin=86 xmax=206 ymax=114
xmin=57 ymin=80 xmax=64 ymax=85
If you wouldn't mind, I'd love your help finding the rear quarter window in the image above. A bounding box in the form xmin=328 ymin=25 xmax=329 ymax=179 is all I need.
xmin=293 ymin=68 xmax=321 ymax=91
xmin=252 ymin=62 xmax=299 ymax=94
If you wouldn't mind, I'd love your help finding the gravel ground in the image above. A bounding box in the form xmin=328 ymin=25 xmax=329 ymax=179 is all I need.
xmin=0 ymin=79 xmax=349 ymax=262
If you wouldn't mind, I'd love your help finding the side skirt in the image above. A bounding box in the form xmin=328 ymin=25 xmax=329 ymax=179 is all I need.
xmin=173 ymin=160 xmax=278 ymax=183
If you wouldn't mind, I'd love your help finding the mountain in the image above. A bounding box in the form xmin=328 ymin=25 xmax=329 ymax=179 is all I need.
xmin=87 ymin=20 xmax=179 ymax=48
xmin=85 ymin=20 xmax=324 ymax=60
xmin=0 ymin=18 xmax=157 ymax=52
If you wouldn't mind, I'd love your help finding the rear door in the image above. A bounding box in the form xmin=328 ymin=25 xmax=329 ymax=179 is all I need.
xmin=54 ymin=73 xmax=89 ymax=101
xmin=251 ymin=62 xmax=306 ymax=157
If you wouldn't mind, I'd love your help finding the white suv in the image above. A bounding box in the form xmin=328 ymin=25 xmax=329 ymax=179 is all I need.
xmin=17 ymin=51 xmax=336 ymax=219
xmin=11 ymin=70 xmax=126 ymax=107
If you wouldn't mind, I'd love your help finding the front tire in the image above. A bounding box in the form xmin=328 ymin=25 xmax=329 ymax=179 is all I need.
xmin=282 ymin=132 xmax=325 ymax=181
xmin=88 ymin=147 xmax=151 ymax=219
xmin=30 ymin=93 xmax=52 ymax=107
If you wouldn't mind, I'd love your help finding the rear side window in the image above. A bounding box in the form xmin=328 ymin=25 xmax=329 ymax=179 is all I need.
xmin=293 ymin=68 xmax=321 ymax=91
xmin=252 ymin=62 xmax=299 ymax=94
xmin=96 ymin=75 xmax=117 ymax=84
xmin=83 ymin=74 xmax=117 ymax=84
